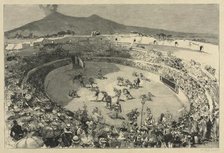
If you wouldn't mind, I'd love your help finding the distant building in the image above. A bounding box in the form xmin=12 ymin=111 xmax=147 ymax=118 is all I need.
xmin=14 ymin=43 xmax=23 ymax=50
xmin=33 ymin=38 xmax=44 ymax=48
xmin=5 ymin=44 xmax=15 ymax=51
xmin=5 ymin=42 xmax=31 ymax=51
xmin=91 ymin=31 xmax=101 ymax=36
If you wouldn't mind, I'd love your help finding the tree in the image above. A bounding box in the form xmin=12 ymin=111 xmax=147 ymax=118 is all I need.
xmin=167 ymin=34 xmax=172 ymax=38
xmin=71 ymin=31 xmax=75 ymax=35
xmin=66 ymin=30 xmax=72 ymax=35
xmin=57 ymin=31 xmax=66 ymax=36
xmin=21 ymin=30 xmax=31 ymax=38
xmin=160 ymin=33 xmax=166 ymax=40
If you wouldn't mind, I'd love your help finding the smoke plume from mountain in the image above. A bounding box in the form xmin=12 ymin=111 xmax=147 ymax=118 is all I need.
xmin=39 ymin=4 xmax=58 ymax=16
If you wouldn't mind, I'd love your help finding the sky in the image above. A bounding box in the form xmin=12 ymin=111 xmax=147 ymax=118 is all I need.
xmin=4 ymin=4 xmax=219 ymax=35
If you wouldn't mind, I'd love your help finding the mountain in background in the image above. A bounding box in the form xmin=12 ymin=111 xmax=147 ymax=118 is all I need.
xmin=5 ymin=12 xmax=218 ymax=44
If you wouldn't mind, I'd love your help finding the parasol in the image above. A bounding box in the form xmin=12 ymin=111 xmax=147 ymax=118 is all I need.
xmin=15 ymin=135 xmax=44 ymax=148
xmin=73 ymin=135 xmax=81 ymax=144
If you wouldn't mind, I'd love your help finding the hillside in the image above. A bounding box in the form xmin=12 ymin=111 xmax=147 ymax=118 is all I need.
xmin=5 ymin=12 xmax=218 ymax=44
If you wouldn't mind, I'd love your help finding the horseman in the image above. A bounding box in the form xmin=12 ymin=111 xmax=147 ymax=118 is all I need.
xmin=101 ymin=91 xmax=108 ymax=102
xmin=113 ymin=88 xmax=122 ymax=102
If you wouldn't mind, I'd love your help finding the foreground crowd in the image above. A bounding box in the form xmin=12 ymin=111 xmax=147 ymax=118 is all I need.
xmin=8 ymin=89 xmax=218 ymax=148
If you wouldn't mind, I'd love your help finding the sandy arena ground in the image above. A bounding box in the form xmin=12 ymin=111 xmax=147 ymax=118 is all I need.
xmin=45 ymin=61 xmax=189 ymax=127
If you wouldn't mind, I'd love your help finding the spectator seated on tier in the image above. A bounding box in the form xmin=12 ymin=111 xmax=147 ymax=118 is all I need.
xmin=10 ymin=120 xmax=24 ymax=141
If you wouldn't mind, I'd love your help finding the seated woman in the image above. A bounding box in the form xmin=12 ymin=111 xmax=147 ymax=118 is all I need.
xmin=10 ymin=120 xmax=24 ymax=141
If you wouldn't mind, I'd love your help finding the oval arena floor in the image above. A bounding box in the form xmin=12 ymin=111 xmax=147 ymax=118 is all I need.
xmin=45 ymin=61 xmax=189 ymax=126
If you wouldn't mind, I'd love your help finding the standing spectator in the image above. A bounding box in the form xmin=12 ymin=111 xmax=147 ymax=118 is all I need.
xmin=206 ymin=116 xmax=213 ymax=140
xmin=198 ymin=116 xmax=207 ymax=141
xmin=199 ymin=45 xmax=204 ymax=52
xmin=105 ymin=95 xmax=112 ymax=109
xmin=189 ymin=117 xmax=199 ymax=145
xmin=134 ymin=77 xmax=141 ymax=87
xmin=94 ymin=87 xmax=100 ymax=101
xmin=211 ymin=115 xmax=219 ymax=141
xmin=153 ymin=40 xmax=157 ymax=45
xmin=114 ymin=101 xmax=122 ymax=119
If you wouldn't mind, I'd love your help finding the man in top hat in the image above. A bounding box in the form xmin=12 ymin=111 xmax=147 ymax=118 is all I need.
xmin=61 ymin=124 xmax=74 ymax=147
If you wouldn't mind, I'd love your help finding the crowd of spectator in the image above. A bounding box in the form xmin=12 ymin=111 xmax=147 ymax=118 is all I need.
xmin=5 ymin=43 xmax=219 ymax=148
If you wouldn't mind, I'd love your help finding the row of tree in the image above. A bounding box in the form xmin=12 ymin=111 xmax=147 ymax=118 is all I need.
xmin=156 ymin=33 xmax=173 ymax=40
xmin=6 ymin=30 xmax=76 ymax=39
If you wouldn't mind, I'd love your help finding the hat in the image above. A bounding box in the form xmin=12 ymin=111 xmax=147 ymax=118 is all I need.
xmin=99 ymin=138 xmax=107 ymax=143
xmin=140 ymin=126 xmax=148 ymax=131
xmin=73 ymin=135 xmax=81 ymax=144
xmin=120 ymin=127 xmax=128 ymax=132
xmin=67 ymin=123 xmax=71 ymax=126
xmin=66 ymin=124 xmax=71 ymax=129
xmin=13 ymin=120 xmax=17 ymax=124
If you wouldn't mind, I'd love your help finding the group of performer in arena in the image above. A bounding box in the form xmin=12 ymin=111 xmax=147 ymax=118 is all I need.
xmin=68 ymin=68 xmax=152 ymax=119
